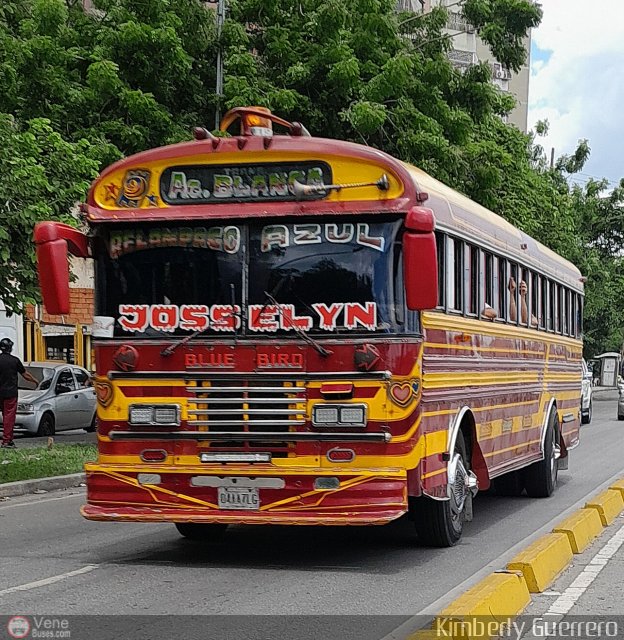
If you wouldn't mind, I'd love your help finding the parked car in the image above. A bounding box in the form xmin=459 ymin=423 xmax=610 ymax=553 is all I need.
xmin=581 ymin=358 xmax=593 ymax=424
xmin=0 ymin=362 xmax=97 ymax=436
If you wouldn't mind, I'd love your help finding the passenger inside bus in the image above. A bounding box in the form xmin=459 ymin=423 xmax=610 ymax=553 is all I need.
xmin=482 ymin=276 xmax=538 ymax=326
xmin=509 ymin=276 xmax=538 ymax=326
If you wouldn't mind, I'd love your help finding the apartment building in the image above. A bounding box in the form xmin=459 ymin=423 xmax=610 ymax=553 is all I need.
xmin=400 ymin=0 xmax=531 ymax=132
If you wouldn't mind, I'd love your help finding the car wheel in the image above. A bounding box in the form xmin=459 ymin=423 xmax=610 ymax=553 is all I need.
xmin=174 ymin=523 xmax=228 ymax=541
xmin=84 ymin=413 xmax=97 ymax=433
xmin=37 ymin=413 xmax=55 ymax=437
xmin=618 ymin=412 xmax=624 ymax=421
xmin=581 ymin=400 xmax=592 ymax=424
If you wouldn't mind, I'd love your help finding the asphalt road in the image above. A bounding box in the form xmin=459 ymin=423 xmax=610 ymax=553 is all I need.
xmin=1 ymin=392 xmax=623 ymax=639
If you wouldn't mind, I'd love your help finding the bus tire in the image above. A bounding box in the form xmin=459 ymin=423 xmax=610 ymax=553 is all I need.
xmin=491 ymin=470 xmax=524 ymax=497
xmin=412 ymin=431 xmax=468 ymax=547
xmin=174 ymin=523 xmax=228 ymax=541
xmin=523 ymin=410 xmax=558 ymax=498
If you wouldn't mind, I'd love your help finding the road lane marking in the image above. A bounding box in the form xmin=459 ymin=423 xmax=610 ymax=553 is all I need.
xmin=546 ymin=520 xmax=624 ymax=615
xmin=0 ymin=565 xmax=99 ymax=597
xmin=0 ymin=493 xmax=84 ymax=510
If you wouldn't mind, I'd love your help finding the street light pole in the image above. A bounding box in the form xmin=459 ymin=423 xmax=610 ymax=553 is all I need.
xmin=215 ymin=0 xmax=226 ymax=130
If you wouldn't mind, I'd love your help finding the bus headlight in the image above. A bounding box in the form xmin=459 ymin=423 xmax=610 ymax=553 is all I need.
xmin=129 ymin=404 xmax=180 ymax=426
xmin=312 ymin=404 xmax=367 ymax=427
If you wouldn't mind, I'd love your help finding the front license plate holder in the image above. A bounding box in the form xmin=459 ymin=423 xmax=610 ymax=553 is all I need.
xmin=217 ymin=487 xmax=260 ymax=510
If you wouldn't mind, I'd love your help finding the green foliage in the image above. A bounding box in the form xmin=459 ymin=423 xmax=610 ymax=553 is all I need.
xmin=0 ymin=116 xmax=99 ymax=312
xmin=0 ymin=0 xmax=622 ymax=355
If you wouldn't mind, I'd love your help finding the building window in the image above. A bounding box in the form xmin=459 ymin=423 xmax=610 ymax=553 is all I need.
xmin=45 ymin=336 xmax=74 ymax=364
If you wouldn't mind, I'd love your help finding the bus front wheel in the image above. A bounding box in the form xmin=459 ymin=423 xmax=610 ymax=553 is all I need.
xmin=174 ymin=523 xmax=228 ymax=541
xmin=412 ymin=431 xmax=469 ymax=547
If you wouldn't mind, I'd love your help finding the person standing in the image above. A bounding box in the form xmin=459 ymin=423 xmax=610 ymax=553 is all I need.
xmin=0 ymin=338 xmax=37 ymax=448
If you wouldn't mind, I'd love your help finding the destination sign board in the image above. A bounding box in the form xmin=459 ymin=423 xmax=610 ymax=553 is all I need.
xmin=160 ymin=161 xmax=332 ymax=204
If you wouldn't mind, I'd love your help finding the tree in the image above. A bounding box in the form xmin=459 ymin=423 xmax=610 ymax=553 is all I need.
xmin=1 ymin=0 xmax=623 ymax=356
xmin=0 ymin=116 xmax=99 ymax=312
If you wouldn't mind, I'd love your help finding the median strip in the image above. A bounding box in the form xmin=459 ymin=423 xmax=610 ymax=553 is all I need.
xmin=405 ymin=477 xmax=624 ymax=640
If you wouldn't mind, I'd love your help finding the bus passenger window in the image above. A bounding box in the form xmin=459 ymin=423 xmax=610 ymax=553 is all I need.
xmin=481 ymin=252 xmax=496 ymax=320
xmin=498 ymin=259 xmax=507 ymax=319
xmin=436 ymin=232 xmax=445 ymax=309
xmin=555 ymin=284 xmax=563 ymax=333
xmin=577 ymin=294 xmax=583 ymax=337
xmin=531 ymin=272 xmax=540 ymax=328
xmin=509 ymin=264 xmax=519 ymax=323
xmin=540 ymin=276 xmax=547 ymax=329
xmin=454 ymin=240 xmax=463 ymax=312
xmin=447 ymin=237 xmax=463 ymax=312
xmin=467 ymin=245 xmax=478 ymax=316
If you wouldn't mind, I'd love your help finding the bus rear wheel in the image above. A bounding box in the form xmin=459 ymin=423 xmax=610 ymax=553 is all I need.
xmin=523 ymin=409 xmax=559 ymax=498
xmin=412 ymin=432 xmax=470 ymax=547
xmin=174 ymin=523 xmax=228 ymax=541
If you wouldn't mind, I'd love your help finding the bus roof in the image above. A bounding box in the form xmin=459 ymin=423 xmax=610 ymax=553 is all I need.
xmin=84 ymin=131 xmax=581 ymax=291
xmin=403 ymin=163 xmax=583 ymax=291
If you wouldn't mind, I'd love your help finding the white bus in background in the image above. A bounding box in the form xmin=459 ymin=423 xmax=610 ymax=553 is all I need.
xmin=0 ymin=300 xmax=23 ymax=360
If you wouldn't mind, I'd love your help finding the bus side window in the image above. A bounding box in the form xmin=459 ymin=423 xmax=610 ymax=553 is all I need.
xmin=555 ymin=284 xmax=563 ymax=333
xmin=548 ymin=280 xmax=555 ymax=332
xmin=565 ymin=288 xmax=571 ymax=336
xmin=509 ymin=263 xmax=518 ymax=324
xmin=436 ymin=231 xmax=445 ymax=310
xmin=466 ymin=244 xmax=478 ymax=317
xmin=481 ymin=251 xmax=495 ymax=320
xmin=539 ymin=275 xmax=547 ymax=330
xmin=447 ymin=237 xmax=463 ymax=313
xmin=498 ymin=258 xmax=507 ymax=320
xmin=571 ymin=291 xmax=577 ymax=337
xmin=577 ymin=294 xmax=583 ymax=337
xmin=531 ymin=272 xmax=540 ymax=329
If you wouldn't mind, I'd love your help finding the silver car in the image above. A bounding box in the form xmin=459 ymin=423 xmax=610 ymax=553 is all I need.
xmin=0 ymin=362 xmax=97 ymax=436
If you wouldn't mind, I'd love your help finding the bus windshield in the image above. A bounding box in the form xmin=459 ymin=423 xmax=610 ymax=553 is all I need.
xmin=95 ymin=218 xmax=406 ymax=337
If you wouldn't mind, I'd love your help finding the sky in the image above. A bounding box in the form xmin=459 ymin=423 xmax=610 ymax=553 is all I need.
xmin=528 ymin=0 xmax=624 ymax=190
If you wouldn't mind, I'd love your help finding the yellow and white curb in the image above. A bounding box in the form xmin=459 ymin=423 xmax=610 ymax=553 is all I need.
xmin=407 ymin=478 xmax=624 ymax=640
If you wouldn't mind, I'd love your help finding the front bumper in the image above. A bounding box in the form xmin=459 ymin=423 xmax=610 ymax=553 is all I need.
xmin=0 ymin=413 xmax=39 ymax=434
xmin=82 ymin=464 xmax=408 ymax=526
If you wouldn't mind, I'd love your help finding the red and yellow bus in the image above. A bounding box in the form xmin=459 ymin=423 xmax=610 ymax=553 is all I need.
xmin=35 ymin=107 xmax=583 ymax=547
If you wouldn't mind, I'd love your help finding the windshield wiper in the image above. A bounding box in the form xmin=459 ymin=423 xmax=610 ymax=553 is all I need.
xmin=161 ymin=285 xmax=242 ymax=358
xmin=262 ymin=291 xmax=333 ymax=358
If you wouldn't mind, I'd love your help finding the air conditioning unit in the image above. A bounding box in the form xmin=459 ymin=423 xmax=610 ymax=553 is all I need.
xmin=492 ymin=64 xmax=511 ymax=80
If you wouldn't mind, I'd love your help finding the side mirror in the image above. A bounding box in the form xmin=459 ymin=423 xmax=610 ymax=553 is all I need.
xmin=34 ymin=222 xmax=90 ymax=315
xmin=55 ymin=384 xmax=72 ymax=395
xmin=403 ymin=207 xmax=438 ymax=310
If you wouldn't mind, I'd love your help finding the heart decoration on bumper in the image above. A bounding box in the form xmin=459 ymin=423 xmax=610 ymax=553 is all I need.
xmin=389 ymin=380 xmax=419 ymax=406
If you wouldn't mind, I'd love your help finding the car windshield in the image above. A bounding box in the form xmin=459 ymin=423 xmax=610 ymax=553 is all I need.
xmin=19 ymin=366 xmax=55 ymax=391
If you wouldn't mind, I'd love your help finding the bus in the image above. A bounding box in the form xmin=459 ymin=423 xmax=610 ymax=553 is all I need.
xmin=34 ymin=107 xmax=583 ymax=547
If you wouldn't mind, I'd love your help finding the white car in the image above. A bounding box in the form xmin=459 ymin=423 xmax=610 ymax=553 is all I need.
xmin=581 ymin=359 xmax=592 ymax=424
xmin=0 ymin=362 xmax=97 ymax=437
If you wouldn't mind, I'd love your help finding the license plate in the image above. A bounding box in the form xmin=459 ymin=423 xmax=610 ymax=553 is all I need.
xmin=217 ymin=487 xmax=260 ymax=510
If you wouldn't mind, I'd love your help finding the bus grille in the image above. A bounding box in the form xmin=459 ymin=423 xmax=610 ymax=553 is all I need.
xmin=186 ymin=379 xmax=307 ymax=456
